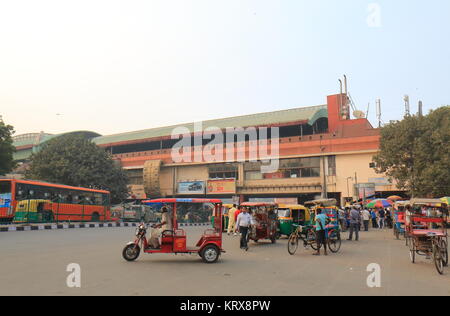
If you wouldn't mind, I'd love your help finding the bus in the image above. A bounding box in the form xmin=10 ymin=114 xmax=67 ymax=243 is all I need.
xmin=0 ymin=179 xmax=111 ymax=223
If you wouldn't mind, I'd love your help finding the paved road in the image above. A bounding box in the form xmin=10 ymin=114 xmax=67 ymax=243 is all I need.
xmin=0 ymin=226 xmax=449 ymax=296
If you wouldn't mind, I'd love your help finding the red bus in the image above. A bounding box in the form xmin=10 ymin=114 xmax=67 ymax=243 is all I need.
xmin=0 ymin=179 xmax=111 ymax=223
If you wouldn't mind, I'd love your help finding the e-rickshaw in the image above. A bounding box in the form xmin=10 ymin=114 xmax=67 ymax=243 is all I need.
xmin=277 ymin=204 xmax=312 ymax=238
xmin=122 ymin=198 xmax=225 ymax=264
xmin=304 ymin=198 xmax=341 ymax=253
xmin=392 ymin=200 xmax=408 ymax=241
xmin=211 ymin=203 xmax=232 ymax=232
xmin=240 ymin=202 xmax=278 ymax=244
xmin=406 ymin=198 xmax=448 ymax=274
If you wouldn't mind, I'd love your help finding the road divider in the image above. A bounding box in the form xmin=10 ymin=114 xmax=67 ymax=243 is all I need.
xmin=0 ymin=222 xmax=211 ymax=232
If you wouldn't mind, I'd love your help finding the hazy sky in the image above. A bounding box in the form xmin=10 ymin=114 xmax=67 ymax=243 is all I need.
xmin=1 ymin=0 xmax=449 ymax=136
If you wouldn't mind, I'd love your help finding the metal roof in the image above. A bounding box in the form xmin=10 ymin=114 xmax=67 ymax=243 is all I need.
xmin=93 ymin=104 xmax=328 ymax=146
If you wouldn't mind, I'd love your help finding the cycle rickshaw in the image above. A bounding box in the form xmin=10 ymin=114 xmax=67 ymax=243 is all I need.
xmin=406 ymin=198 xmax=448 ymax=274
xmin=240 ymin=202 xmax=278 ymax=244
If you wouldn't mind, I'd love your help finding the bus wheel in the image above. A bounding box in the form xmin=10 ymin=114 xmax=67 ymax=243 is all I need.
xmin=92 ymin=213 xmax=100 ymax=222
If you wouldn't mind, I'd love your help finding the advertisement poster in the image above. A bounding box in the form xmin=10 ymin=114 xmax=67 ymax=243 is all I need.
xmin=207 ymin=179 xmax=236 ymax=194
xmin=0 ymin=193 xmax=11 ymax=208
xmin=177 ymin=181 xmax=205 ymax=195
xmin=355 ymin=183 xmax=376 ymax=200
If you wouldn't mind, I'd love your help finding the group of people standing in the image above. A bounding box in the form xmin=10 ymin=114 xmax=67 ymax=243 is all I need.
xmin=338 ymin=206 xmax=394 ymax=241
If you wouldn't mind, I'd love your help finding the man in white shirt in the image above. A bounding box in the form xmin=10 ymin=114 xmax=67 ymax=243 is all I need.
xmin=235 ymin=207 xmax=254 ymax=251
xmin=362 ymin=208 xmax=371 ymax=231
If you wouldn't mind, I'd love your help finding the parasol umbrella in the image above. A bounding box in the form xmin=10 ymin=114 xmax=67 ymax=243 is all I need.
xmin=441 ymin=197 xmax=450 ymax=205
xmin=366 ymin=199 xmax=393 ymax=209
xmin=387 ymin=195 xmax=402 ymax=201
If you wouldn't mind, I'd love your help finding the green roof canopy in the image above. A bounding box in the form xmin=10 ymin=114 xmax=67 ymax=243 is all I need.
xmin=93 ymin=104 xmax=328 ymax=145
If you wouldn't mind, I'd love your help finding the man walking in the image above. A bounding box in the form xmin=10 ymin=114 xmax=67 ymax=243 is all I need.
xmin=371 ymin=209 xmax=378 ymax=228
xmin=378 ymin=208 xmax=385 ymax=229
xmin=362 ymin=208 xmax=371 ymax=231
xmin=313 ymin=208 xmax=328 ymax=256
xmin=347 ymin=207 xmax=361 ymax=241
xmin=235 ymin=207 xmax=254 ymax=251
xmin=227 ymin=204 xmax=237 ymax=235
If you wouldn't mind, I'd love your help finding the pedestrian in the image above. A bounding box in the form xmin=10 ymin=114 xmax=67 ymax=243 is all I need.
xmin=362 ymin=208 xmax=371 ymax=231
xmin=371 ymin=209 xmax=378 ymax=228
xmin=338 ymin=208 xmax=346 ymax=232
xmin=233 ymin=206 xmax=242 ymax=236
xmin=347 ymin=206 xmax=361 ymax=241
xmin=378 ymin=208 xmax=385 ymax=229
xmin=235 ymin=207 xmax=254 ymax=251
xmin=313 ymin=208 xmax=328 ymax=256
xmin=227 ymin=204 xmax=237 ymax=236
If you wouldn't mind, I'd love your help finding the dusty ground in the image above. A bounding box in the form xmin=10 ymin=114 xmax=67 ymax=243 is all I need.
xmin=0 ymin=226 xmax=449 ymax=296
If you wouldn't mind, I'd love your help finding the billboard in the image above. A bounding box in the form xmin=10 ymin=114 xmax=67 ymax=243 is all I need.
xmin=177 ymin=181 xmax=205 ymax=195
xmin=0 ymin=193 xmax=11 ymax=208
xmin=354 ymin=183 xmax=376 ymax=200
xmin=207 ymin=179 xmax=236 ymax=194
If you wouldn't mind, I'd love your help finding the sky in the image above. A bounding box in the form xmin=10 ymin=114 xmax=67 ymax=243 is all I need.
xmin=0 ymin=0 xmax=449 ymax=136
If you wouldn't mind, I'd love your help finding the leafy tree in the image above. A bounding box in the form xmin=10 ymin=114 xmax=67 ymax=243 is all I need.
xmin=26 ymin=134 xmax=128 ymax=203
xmin=0 ymin=117 xmax=16 ymax=175
xmin=373 ymin=106 xmax=450 ymax=197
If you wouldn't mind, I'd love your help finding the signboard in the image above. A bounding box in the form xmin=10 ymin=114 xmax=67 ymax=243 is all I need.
xmin=207 ymin=179 xmax=236 ymax=194
xmin=178 ymin=181 xmax=205 ymax=195
xmin=354 ymin=183 xmax=376 ymax=200
xmin=368 ymin=177 xmax=392 ymax=186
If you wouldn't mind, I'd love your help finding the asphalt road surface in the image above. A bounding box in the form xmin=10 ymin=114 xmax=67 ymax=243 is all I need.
xmin=0 ymin=225 xmax=449 ymax=296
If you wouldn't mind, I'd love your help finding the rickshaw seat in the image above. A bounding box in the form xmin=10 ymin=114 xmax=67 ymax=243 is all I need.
xmin=411 ymin=229 xmax=445 ymax=237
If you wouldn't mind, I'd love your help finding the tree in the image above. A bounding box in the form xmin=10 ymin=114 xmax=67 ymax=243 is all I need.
xmin=25 ymin=134 xmax=128 ymax=203
xmin=0 ymin=117 xmax=16 ymax=175
xmin=373 ymin=106 xmax=450 ymax=197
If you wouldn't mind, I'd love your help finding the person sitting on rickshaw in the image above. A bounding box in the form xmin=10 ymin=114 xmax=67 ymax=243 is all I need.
xmin=149 ymin=206 xmax=173 ymax=249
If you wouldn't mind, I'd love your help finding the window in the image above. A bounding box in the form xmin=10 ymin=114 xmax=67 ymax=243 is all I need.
xmin=209 ymin=164 xmax=238 ymax=179
xmin=0 ymin=181 xmax=11 ymax=194
xmin=328 ymin=156 xmax=336 ymax=176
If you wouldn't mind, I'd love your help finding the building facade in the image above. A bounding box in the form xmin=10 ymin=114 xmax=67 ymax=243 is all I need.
xmin=12 ymin=92 xmax=404 ymax=205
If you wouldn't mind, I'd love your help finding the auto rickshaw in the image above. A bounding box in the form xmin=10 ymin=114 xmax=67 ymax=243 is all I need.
xmin=13 ymin=199 xmax=54 ymax=223
xmin=304 ymin=198 xmax=341 ymax=253
xmin=406 ymin=198 xmax=448 ymax=274
xmin=122 ymin=198 xmax=225 ymax=264
xmin=240 ymin=202 xmax=278 ymax=244
xmin=277 ymin=204 xmax=312 ymax=238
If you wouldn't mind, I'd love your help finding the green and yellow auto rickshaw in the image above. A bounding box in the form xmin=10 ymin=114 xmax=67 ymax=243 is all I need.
xmin=13 ymin=199 xmax=53 ymax=223
xmin=277 ymin=204 xmax=312 ymax=238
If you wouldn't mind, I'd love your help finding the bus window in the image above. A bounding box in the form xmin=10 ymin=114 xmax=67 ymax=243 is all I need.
xmin=0 ymin=181 xmax=11 ymax=194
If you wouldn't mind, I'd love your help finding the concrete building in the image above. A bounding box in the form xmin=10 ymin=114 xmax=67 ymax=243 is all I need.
xmin=12 ymin=92 xmax=404 ymax=205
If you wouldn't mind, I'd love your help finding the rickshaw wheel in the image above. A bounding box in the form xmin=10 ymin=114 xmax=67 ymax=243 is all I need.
xmin=328 ymin=230 xmax=341 ymax=253
xmin=439 ymin=239 xmax=448 ymax=267
xmin=409 ymin=242 xmax=415 ymax=263
xmin=122 ymin=244 xmax=141 ymax=262
xmin=433 ymin=243 xmax=444 ymax=275
xmin=307 ymin=230 xmax=318 ymax=251
xmin=270 ymin=235 xmax=276 ymax=244
xmin=287 ymin=234 xmax=298 ymax=255
xmin=201 ymin=245 xmax=220 ymax=264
